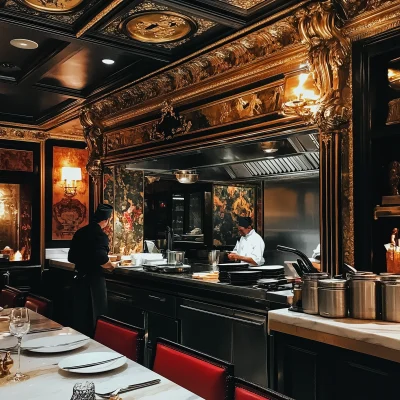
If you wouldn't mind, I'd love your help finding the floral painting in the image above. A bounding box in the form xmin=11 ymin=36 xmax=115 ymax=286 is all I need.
xmin=0 ymin=148 xmax=33 ymax=172
xmin=52 ymin=146 xmax=89 ymax=240
xmin=103 ymin=166 xmax=144 ymax=255
xmin=213 ymin=185 xmax=256 ymax=246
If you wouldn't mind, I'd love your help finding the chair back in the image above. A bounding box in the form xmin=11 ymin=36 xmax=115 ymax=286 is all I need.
xmin=153 ymin=338 xmax=234 ymax=400
xmin=235 ymin=378 xmax=294 ymax=400
xmin=94 ymin=316 xmax=145 ymax=364
xmin=0 ymin=286 xmax=25 ymax=308
xmin=25 ymin=294 xmax=53 ymax=317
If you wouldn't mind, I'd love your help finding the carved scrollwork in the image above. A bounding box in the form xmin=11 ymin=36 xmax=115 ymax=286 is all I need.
xmin=79 ymin=108 xmax=104 ymax=180
xmin=296 ymin=1 xmax=351 ymax=132
xmin=150 ymin=101 xmax=192 ymax=141
xmin=335 ymin=0 xmax=393 ymax=19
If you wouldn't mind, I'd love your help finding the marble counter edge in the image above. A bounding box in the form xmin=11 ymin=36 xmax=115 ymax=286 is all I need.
xmin=268 ymin=309 xmax=400 ymax=357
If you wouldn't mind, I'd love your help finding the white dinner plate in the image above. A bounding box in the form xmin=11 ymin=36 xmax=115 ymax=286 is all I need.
xmin=22 ymin=334 xmax=90 ymax=353
xmin=58 ymin=351 xmax=127 ymax=374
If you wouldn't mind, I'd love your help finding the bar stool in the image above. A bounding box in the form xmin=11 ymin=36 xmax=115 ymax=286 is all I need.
xmin=94 ymin=316 xmax=145 ymax=364
xmin=0 ymin=286 xmax=25 ymax=308
xmin=235 ymin=378 xmax=294 ymax=400
xmin=152 ymin=338 xmax=234 ymax=400
xmin=25 ymin=294 xmax=53 ymax=317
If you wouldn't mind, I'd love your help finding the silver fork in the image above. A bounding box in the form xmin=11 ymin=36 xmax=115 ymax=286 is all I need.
xmin=95 ymin=379 xmax=161 ymax=398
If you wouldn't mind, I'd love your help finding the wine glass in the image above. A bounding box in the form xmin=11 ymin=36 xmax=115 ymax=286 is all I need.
xmin=8 ymin=307 xmax=30 ymax=382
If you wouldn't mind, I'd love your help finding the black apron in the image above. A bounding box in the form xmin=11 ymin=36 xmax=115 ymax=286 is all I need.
xmin=72 ymin=267 xmax=107 ymax=338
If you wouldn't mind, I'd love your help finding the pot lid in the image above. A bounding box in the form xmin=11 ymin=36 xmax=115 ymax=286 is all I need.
xmin=350 ymin=273 xmax=378 ymax=280
xmin=318 ymin=279 xmax=347 ymax=288
xmin=303 ymin=273 xmax=329 ymax=281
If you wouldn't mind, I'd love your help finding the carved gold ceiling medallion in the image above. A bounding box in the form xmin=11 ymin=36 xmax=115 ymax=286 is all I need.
xmin=121 ymin=11 xmax=197 ymax=43
xmin=21 ymin=0 xmax=84 ymax=13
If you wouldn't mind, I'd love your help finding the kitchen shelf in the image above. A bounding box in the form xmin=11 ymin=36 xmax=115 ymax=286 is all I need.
xmin=374 ymin=205 xmax=400 ymax=219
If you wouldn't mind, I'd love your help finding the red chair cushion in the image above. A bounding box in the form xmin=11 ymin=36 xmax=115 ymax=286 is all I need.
xmin=0 ymin=289 xmax=18 ymax=308
xmin=235 ymin=387 xmax=271 ymax=400
xmin=94 ymin=319 xmax=139 ymax=361
xmin=153 ymin=343 xmax=227 ymax=400
xmin=25 ymin=297 xmax=48 ymax=315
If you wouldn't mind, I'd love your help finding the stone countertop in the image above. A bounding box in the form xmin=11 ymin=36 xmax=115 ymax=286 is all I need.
xmin=48 ymin=259 xmax=293 ymax=306
xmin=268 ymin=308 xmax=400 ymax=363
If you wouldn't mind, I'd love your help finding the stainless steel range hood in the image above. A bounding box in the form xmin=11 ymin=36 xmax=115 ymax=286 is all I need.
xmin=127 ymin=132 xmax=320 ymax=181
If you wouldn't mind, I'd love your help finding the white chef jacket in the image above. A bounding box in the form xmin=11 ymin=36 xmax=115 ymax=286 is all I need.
xmin=232 ymin=229 xmax=265 ymax=265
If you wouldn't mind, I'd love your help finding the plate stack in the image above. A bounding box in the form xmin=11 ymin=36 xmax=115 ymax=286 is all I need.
xmin=250 ymin=265 xmax=285 ymax=280
xmin=228 ymin=271 xmax=262 ymax=286
xmin=218 ymin=263 xmax=249 ymax=282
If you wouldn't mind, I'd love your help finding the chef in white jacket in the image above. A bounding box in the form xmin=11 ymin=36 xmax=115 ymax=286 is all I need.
xmin=228 ymin=216 xmax=265 ymax=266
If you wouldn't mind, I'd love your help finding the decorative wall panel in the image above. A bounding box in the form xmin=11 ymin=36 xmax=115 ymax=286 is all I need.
xmin=103 ymin=165 xmax=115 ymax=247
xmin=51 ymin=146 xmax=89 ymax=240
xmin=0 ymin=148 xmax=33 ymax=172
xmin=213 ymin=184 xmax=256 ymax=246
xmin=185 ymin=85 xmax=283 ymax=131
xmin=103 ymin=166 xmax=144 ymax=254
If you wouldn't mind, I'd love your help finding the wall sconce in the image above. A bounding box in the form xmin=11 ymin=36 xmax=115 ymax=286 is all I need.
xmin=61 ymin=167 xmax=82 ymax=197
xmin=282 ymin=72 xmax=320 ymax=118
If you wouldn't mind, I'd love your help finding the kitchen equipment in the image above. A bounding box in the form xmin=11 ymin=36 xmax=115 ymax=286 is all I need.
xmin=156 ymin=239 xmax=167 ymax=250
xmin=175 ymin=251 xmax=185 ymax=265
xmin=292 ymin=279 xmax=302 ymax=310
xmin=381 ymin=278 xmax=400 ymax=322
xmin=166 ymin=226 xmax=174 ymax=251
xmin=166 ymin=250 xmax=178 ymax=265
xmin=217 ymin=262 xmax=249 ymax=282
xmin=250 ymin=265 xmax=285 ymax=280
xmin=142 ymin=264 xmax=191 ymax=273
xmin=302 ymin=273 xmax=329 ymax=314
xmin=349 ymin=274 xmax=380 ymax=319
xmin=318 ymin=279 xmax=348 ymax=318
xmin=277 ymin=245 xmax=319 ymax=273
xmin=228 ymin=270 xmax=262 ymax=286
xmin=208 ymin=250 xmax=220 ymax=270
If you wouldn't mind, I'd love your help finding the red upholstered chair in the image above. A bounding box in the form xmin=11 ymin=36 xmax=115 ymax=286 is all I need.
xmin=94 ymin=316 xmax=145 ymax=364
xmin=25 ymin=294 xmax=53 ymax=317
xmin=152 ymin=338 xmax=234 ymax=400
xmin=0 ymin=286 xmax=25 ymax=308
xmin=235 ymin=378 xmax=294 ymax=400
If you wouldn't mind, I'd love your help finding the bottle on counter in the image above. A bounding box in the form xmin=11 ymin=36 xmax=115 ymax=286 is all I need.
xmin=387 ymin=243 xmax=395 ymax=273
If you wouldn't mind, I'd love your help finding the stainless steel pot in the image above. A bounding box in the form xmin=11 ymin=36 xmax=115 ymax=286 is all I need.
xmin=318 ymin=279 xmax=348 ymax=318
xmin=349 ymin=274 xmax=379 ymax=319
xmin=382 ymin=279 xmax=400 ymax=322
xmin=302 ymin=273 xmax=329 ymax=315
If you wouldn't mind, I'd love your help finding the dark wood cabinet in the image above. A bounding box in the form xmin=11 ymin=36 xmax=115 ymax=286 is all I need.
xmin=271 ymin=332 xmax=400 ymax=400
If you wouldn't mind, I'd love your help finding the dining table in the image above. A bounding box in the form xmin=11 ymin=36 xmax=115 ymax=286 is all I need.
xmin=0 ymin=309 xmax=203 ymax=399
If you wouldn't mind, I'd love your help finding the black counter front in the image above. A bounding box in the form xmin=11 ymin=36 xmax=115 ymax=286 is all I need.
xmin=0 ymin=264 xmax=41 ymax=291
xmin=48 ymin=259 xmax=292 ymax=388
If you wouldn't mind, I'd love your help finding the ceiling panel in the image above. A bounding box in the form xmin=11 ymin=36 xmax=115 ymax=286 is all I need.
xmin=38 ymin=48 xmax=139 ymax=92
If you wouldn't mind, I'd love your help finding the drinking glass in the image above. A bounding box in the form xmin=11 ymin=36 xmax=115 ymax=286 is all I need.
xmin=8 ymin=307 xmax=30 ymax=382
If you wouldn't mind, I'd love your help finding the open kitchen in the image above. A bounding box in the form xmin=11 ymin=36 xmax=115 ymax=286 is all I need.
xmin=2 ymin=1 xmax=400 ymax=399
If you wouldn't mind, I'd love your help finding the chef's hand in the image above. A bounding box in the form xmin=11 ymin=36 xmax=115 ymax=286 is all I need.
xmin=228 ymin=253 xmax=240 ymax=261
xmin=110 ymin=261 xmax=119 ymax=270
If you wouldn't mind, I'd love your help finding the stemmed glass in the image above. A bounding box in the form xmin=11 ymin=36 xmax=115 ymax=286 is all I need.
xmin=8 ymin=307 xmax=30 ymax=382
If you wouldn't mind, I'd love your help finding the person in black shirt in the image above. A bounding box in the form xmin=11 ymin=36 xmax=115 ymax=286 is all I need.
xmin=68 ymin=203 xmax=117 ymax=337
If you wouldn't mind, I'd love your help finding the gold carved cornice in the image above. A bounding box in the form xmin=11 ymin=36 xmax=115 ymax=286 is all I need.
xmin=335 ymin=0 xmax=394 ymax=19
xmin=342 ymin=0 xmax=400 ymax=41
xmin=0 ymin=126 xmax=49 ymax=142
xmin=89 ymin=14 xmax=302 ymax=122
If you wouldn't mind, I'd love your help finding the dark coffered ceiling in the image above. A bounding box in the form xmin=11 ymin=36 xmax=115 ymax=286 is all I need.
xmin=0 ymin=0 xmax=303 ymax=132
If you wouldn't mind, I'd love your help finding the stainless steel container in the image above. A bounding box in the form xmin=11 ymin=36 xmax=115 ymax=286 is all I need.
xmin=382 ymin=279 xmax=400 ymax=322
xmin=302 ymin=273 xmax=329 ymax=315
xmin=318 ymin=279 xmax=348 ymax=318
xmin=349 ymin=274 xmax=379 ymax=319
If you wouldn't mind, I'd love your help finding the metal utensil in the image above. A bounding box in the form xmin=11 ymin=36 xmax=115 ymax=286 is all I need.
xmin=22 ymin=338 xmax=88 ymax=350
xmin=63 ymin=355 xmax=124 ymax=370
xmin=277 ymin=245 xmax=318 ymax=272
xmin=28 ymin=327 xmax=63 ymax=334
xmin=95 ymin=379 xmax=161 ymax=398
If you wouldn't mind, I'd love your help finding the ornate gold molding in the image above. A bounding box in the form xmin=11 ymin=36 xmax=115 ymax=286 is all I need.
xmin=79 ymin=109 xmax=104 ymax=179
xmin=89 ymin=14 xmax=301 ymax=121
xmin=0 ymin=126 xmax=49 ymax=142
xmin=76 ymin=0 xmax=125 ymax=38
xmin=387 ymin=98 xmax=400 ymax=125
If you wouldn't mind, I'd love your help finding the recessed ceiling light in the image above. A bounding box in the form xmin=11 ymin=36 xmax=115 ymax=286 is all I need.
xmin=102 ymin=59 xmax=115 ymax=65
xmin=10 ymin=39 xmax=38 ymax=50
